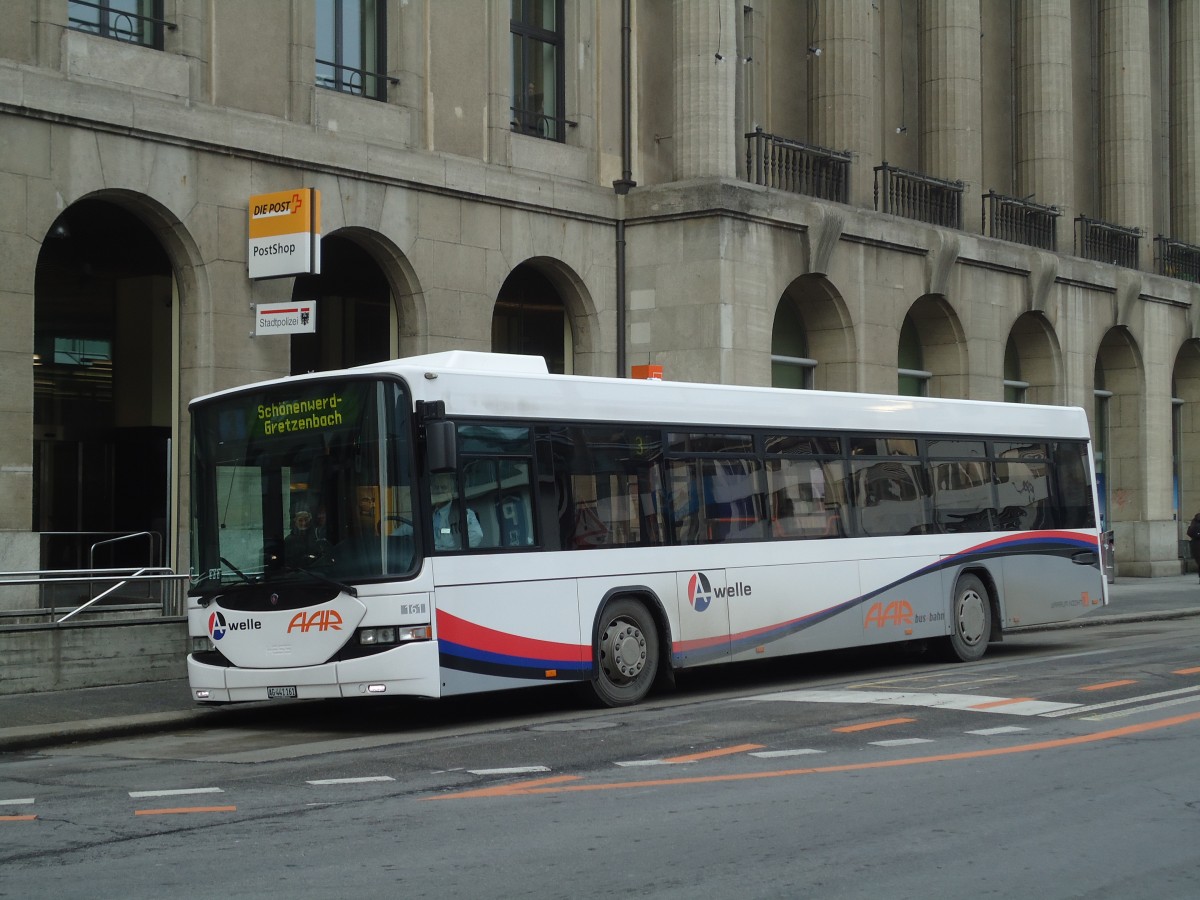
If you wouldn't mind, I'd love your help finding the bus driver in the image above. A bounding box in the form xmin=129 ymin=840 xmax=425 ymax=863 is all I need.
xmin=431 ymin=473 xmax=482 ymax=550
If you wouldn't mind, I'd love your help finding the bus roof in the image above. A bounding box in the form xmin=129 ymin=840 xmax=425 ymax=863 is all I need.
xmin=193 ymin=352 xmax=1093 ymax=441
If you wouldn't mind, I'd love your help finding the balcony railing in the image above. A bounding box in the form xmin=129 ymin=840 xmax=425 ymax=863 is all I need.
xmin=68 ymin=0 xmax=173 ymax=50
xmin=1075 ymin=215 xmax=1140 ymax=268
xmin=874 ymin=162 xmax=963 ymax=229
xmin=744 ymin=128 xmax=851 ymax=203
xmin=1155 ymin=235 xmax=1200 ymax=283
xmin=316 ymin=59 xmax=396 ymax=102
xmin=982 ymin=191 xmax=1059 ymax=251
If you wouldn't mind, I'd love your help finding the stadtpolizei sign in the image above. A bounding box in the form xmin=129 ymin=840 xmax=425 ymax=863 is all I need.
xmin=247 ymin=188 xmax=321 ymax=279
xmin=254 ymin=302 xmax=316 ymax=336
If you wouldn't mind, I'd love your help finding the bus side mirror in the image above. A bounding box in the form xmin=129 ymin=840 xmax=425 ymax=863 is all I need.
xmin=427 ymin=420 xmax=457 ymax=473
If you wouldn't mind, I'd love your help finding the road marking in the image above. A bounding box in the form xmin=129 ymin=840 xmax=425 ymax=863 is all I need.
xmin=756 ymin=689 xmax=1080 ymax=716
xmin=134 ymin=806 xmax=237 ymax=816
xmin=1040 ymin=685 xmax=1200 ymax=718
xmin=1080 ymin=679 xmax=1137 ymax=691
xmin=467 ymin=766 xmax=551 ymax=776
xmin=749 ymin=749 xmax=824 ymax=759
xmin=306 ymin=776 xmax=396 ymax=785
xmin=1174 ymin=667 xmax=1200 ymax=675
xmin=1 ymin=815 xmax=38 ymax=822
xmin=129 ymin=788 xmax=224 ymax=799
xmin=430 ymin=710 xmax=1200 ymax=801
xmin=834 ymin=717 xmax=916 ymax=733
xmin=663 ymin=744 xmax=764 ymax=763
xmin=966 ymin=726 xmax=1029 ymax=736
xmin=870 ymin=738 xmax=935 ymax=747
xmin=1082 ymin=693 xmax=1200 ymax=721
xmin=0 ymin=798 xmax=35 ymax=806
xmin=614 ymin=759 xmax=679 ymax=767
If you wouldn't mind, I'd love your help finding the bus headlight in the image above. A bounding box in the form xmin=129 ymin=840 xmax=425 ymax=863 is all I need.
xmin=191 ymin=636 xmax=214 ymax=654
xmin=358 ymin=625 xmax=430 ymax=646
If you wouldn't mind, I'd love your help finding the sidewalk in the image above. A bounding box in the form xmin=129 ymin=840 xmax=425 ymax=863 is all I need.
xmin=2 ymin=574 xmax=1198 ymax=753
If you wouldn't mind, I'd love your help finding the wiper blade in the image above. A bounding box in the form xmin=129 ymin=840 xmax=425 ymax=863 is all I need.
xmin=220 ymin=556 xmax=255 ymax=585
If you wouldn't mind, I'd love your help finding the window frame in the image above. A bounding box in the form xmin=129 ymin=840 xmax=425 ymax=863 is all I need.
xmin=510 ymin=0 xmax=567 ymax=141
xmin=67 ymin=0 xmax=168 ymax=49
xmin=315 ymin=0 xmax=389 ymax=102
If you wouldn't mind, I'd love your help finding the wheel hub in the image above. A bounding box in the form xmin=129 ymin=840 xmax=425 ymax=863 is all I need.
xmin=958 ymin=590 xmax=986 ymax=645
xmin=603 ymin=620 xmax=647 ymax=681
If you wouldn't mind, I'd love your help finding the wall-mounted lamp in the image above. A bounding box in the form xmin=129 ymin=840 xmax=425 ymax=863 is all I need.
xmin=807 ymin=45 xmax=822 ymax=57
xmin=895 ymin=125 xmax=908 ymax=134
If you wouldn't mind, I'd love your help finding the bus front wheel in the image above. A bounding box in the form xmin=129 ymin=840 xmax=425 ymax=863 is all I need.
xmin=944 ymin=573 xmax=992 ymax=662
xmin=591 ymin=598 xmax=660 ymax=707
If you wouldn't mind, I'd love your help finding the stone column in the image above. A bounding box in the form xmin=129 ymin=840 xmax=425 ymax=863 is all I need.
xmin=920 ymin=0 xmax=982 ymax=230
xmin=810 ymin=0 xmax=878 ymax=206
xmin=1098 ymin=0 xmax=1153 ymax=265
xmin=1015 ymin=0 xmax=1075 ymax=228
xmin=1171 ymin=0 xmax=1200 ymax=243
xmin=673 ymin=0 xmax=739 ymax=179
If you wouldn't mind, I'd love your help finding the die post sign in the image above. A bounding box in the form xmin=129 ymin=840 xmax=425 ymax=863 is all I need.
xmin=247 ymin=188 xmax=321 ymax=279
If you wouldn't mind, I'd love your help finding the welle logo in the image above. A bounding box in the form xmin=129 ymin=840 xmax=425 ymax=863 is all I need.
xmin=687 ymin=572 xmax=753 ymax=612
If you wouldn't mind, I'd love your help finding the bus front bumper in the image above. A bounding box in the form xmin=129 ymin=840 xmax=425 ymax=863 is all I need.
xmin=187 ymin=640 xmax=442 ymax=703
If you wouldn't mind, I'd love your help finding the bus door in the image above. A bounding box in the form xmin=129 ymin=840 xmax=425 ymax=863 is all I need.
xmin=673 ymin=568 xmax=732 ymax=666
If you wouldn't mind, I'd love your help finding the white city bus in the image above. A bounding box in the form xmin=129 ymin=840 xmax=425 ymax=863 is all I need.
xmin=186 ymin=351 xmax=1106 ymax=707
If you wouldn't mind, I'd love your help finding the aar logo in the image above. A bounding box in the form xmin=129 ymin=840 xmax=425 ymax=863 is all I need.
xmin=687 ymin=572 xmax=715 ymax=612
xmin=208 ymin=611 xmax=228 ymax=641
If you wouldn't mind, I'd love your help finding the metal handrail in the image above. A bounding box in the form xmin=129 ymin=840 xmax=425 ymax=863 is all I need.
xmin=89 ymin=531 xmax=161 ymax=570
xmin=0 ymin=568 xmax=187 ymax=621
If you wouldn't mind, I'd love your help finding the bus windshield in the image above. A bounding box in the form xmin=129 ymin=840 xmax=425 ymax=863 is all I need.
xmin=189 ymin=378 xmax=417 ymax=592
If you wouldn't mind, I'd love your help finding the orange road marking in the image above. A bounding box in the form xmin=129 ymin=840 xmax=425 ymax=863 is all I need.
xmin=435 ymin=775 xmax=582 ymax=800
xmin=134 ymin=806 xmax=237 ymax=816
xmin=1174 ymin=667 xmax=1200 ymax=675
xmin=1080 ymin=680 xmax=1136 ymax=692
xmin=429 ymin=710 xmax=1200 ymax=801
xmin=969 ymin=697 xmax=1035 ymax=710
xmin=664 ymin=744 xmax=764 ymax=763
xmin=1 ymin=815 xmax=37 ymax=822
xmin=833 ymin=717 xmax=915 ymax=733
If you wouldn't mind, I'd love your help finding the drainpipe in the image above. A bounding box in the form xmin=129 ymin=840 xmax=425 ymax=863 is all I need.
xmin=613 ymin=0 xmax=637 ymax=378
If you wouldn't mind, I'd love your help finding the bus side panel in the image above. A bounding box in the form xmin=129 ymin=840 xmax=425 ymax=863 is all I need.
xmin=726 ymin=561 xmax=862 ymax=662
xmin=673 ymin=569 xmax=732 ymax=666
xmin=435 ymin=577 xmax=589 ymax=697
xmin=1000 ymin=542 xmax=1105 ymax=627
xmin=855 ymin=554 xmax=946 ymax=646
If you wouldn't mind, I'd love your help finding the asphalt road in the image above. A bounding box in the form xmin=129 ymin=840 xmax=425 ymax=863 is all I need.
xmin=2 ymin=615 xmax=1199 ymax=899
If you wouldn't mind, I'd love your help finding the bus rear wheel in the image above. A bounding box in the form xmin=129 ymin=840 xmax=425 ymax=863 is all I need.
xmin=591 ymin=598 xmax=660 ymax=707
xmin=944 ymin=573 xmax=992 ymax=662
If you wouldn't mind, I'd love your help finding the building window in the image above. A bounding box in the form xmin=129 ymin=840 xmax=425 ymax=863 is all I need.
xmin=897 ymin=315 xmax=930 ymax=397
xmin=511 ymin=0 xmax=565 ymax=141
xmin=68 ymin=0 xmax=166 ymax=49
xmin=316 ymin=0 xmax=387 ymax=101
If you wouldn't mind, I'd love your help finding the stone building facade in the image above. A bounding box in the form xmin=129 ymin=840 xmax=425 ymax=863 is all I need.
xmin=2 ymin=0 xmax=1199 ymax=598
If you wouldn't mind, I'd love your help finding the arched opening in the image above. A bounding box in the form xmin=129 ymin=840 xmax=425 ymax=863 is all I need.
xmin=899 ymin=296 xmax=967 ymax=398
xmin=1005 ymin=312 xmax=1062 ymax=405
xmin=34 ymin=199 xmax=175 ymax=571
xmin=772 ymin=275 xmax=856 ymax=391
xmin=1094 ymin=327 xmax=1143 ymax=536
xmin=493 ymin=264 xmax=572 ymax=374
xmin=1172 ymin=341 xmax=1200 ymax=556
xmin=291 ymin=234 xmax=393 ymax=373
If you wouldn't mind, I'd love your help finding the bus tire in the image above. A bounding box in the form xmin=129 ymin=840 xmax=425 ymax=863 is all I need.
xmin=943 ymin=573 xmax=992 ymax=662
xmin=590 ymin=597 xmax=660 ymax=707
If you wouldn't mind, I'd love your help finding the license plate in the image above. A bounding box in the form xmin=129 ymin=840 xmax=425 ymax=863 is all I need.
xmin=266 ymin=686 xmax=298 ymax=699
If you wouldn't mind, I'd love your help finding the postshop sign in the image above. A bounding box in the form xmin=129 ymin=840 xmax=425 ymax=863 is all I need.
xmin=248 ymin=188 xmax=321 ymax=279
